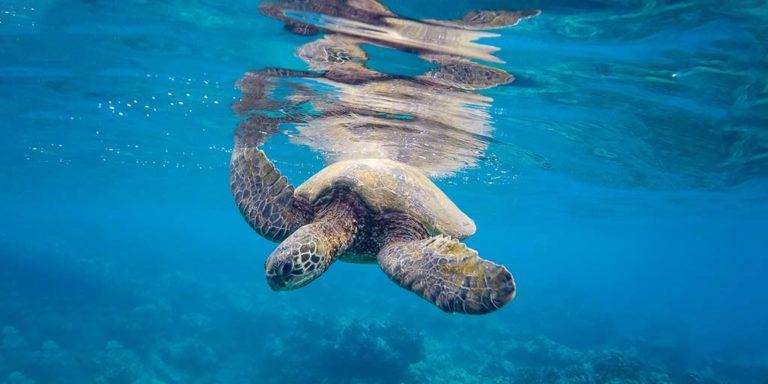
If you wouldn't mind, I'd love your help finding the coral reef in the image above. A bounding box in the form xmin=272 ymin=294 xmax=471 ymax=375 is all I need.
xmin=260 ymin=316 xmax=424 ymax=383
xmin=411 ymin=337 xmax=673 ymax=384
xmin=406 ymin=333 xmax=758 ymax=384
xmin=1 ymin=247 xmax=764 ymax=384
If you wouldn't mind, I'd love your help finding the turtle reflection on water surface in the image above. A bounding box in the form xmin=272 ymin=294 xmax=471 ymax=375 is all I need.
xmin=230 ymin=0 xmax=538 ymax=313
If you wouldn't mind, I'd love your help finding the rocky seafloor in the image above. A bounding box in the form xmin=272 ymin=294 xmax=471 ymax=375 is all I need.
xmin=1 ymin=242 xmax=766 ymax=384
xmin=2 ymin=314 xmax=763 ymax=384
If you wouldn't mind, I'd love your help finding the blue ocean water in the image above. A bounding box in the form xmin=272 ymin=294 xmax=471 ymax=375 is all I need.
xmin=1 ymin=1 xmax=767 ymax=383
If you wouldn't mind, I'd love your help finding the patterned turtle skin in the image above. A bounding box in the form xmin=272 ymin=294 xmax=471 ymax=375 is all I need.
xmin=230 ymin=126 xmax=516 ymax=314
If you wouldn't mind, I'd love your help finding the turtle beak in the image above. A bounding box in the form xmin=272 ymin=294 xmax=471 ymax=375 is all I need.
xmin=267 ymin=275 xmax=288 ymax=290
xmin=265 ymin=229 xmax=331 ymax=291
xmin=265 ymin=259 xmax=293 ymax=291
xmin=265 ymin=257 xmax=318 ymax=291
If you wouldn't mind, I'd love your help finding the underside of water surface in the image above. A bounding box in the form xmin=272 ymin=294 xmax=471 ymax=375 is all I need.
xmin=1 ymin=1 xmax=767 ymax=383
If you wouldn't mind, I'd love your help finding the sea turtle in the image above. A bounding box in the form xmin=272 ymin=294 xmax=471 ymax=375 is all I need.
xmin=230 ymin=128 xmax=516 ymax=314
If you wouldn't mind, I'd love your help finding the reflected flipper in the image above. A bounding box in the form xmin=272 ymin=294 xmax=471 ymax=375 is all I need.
xmin=346 ymin=0 xmax=393 ymax=16
xmin=418 ymin=54 xmax=514 ymax=90
xmin=425 ymin=9 xmax=541 ymax=30
xmin=297 ymin=35 xmax=386 ymax=83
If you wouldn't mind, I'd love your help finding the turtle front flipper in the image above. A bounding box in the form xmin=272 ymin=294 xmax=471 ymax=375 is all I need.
xmin=378 ymin=235 xmax=515 ymax=314
xmin=230 ymin=121 xmax=312 ymax=242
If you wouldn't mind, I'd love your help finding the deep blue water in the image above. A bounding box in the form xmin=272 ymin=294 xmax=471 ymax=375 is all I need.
xmin=1 ymin=1 xmax=767 ymax=383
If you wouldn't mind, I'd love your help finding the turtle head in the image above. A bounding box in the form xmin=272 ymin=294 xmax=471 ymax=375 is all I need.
xmin=265 ymin=224 xmax=333 ymax=291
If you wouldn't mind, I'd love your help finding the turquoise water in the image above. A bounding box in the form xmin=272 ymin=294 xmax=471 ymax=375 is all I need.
xmin=2 ymin=0 xmax=768 ymax=383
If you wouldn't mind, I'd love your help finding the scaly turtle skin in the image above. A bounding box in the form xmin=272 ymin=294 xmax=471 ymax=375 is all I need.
xmin=231 ymin=125 xmax=515 ymax=314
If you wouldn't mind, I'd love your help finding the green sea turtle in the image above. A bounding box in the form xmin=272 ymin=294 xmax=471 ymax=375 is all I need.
xmin=230 ymin=128 xmax=516 ymax=314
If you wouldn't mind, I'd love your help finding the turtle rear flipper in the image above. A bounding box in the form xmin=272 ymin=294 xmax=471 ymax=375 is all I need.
xmin=230 ymin=122 xmax=312 ymax=242
xmin=378 ymin=235 xmax=515 ymax=314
